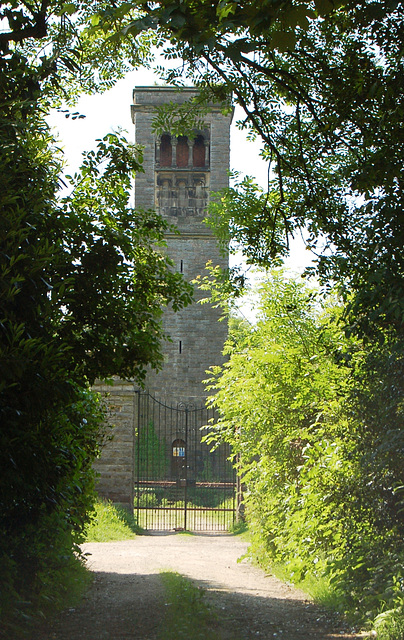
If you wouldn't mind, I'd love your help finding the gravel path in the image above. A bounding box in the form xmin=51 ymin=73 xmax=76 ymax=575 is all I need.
xmin=38 ymin=533 xmax=367 ymax=640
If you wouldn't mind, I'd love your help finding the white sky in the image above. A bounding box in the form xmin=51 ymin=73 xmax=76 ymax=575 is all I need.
xmin=47 ymin=66 xmax=314 ymax=318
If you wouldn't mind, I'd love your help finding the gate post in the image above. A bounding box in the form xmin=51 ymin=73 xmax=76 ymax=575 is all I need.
xmin=132 ymin=388 xmax=141 ymax=517
xmin=92 ymin=378 xmax=136 ymax=508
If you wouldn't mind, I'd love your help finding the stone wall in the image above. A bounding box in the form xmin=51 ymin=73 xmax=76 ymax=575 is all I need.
xmin=93 ymin=379 xmax=135 ymax=506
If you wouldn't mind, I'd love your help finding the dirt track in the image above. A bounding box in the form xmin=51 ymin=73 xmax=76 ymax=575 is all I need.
xmin=39 ymin=533 xmax=367 ymax=639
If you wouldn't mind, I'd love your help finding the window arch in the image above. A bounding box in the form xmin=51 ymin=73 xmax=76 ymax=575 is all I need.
xmin=176 ymin=136 xmax=189 ymax=167
xmin=171 ymin=438 xmax=186 ymax=478
xmin=160 ymin=134 xmax=172 ymax=166
xmin=193 ymin=135 xmax=205 ymax=167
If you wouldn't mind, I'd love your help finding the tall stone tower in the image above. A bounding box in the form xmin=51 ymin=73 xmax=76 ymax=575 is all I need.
xmin=93 ymin=87 xmax=232 ymax=505
xmin=131 ymin=87 xmax=232 ymax=404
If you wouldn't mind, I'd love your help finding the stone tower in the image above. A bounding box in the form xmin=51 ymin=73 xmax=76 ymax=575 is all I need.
xmin=93 ymin=87 xmax=232 ymax=505
xmin=131 ymin=87 xmax=232 ymax=404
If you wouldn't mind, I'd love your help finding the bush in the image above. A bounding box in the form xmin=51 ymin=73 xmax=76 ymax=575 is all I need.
xmin=374 ymin=608 xmax=404 ymax=640
xmin=206 ymin=272 xmax=404 ymax=629
xmin=0 ymin=512 xmax=92 ymax=638
xmin=0 ymin=387 xmax=106 ymax=637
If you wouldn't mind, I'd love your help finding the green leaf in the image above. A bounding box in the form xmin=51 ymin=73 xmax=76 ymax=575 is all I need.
xmin=217 ymin=1 xmax=237 ymax=21
xmin=270 ymin=29 xmax=296 ymax=52
xmin=63 ymin=2 xmax=77 ymax=15
xmin=314 ymin=0 xmax=335 ymax=15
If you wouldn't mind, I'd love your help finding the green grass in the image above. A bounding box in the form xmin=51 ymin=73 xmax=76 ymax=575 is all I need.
xmin=265 ymin=559 xmax=348 ymax=617
xmin=135 ymin=500 xmax=235 ymax=531
xmin=84 ymin=499 xmax=141 ymax=542
xmin=229 ymin=519 xmax=249 ymax=536
xmin=158 ymin=572 xmax=219 ymax=640
xmin=373 ymin=607 xmax=404 ymax=640
xmin=256 ymin=557 xmax=404 ymax=639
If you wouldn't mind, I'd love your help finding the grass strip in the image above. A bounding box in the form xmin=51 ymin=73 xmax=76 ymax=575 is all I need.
xmin=159 ymin=571 xmax=220 ymax=640
xmin=84 ymin=498 xmax=141 ymax=542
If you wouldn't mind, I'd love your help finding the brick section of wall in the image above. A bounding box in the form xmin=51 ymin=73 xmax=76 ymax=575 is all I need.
xmin=94 ymin=87 xmax=232 ymax=504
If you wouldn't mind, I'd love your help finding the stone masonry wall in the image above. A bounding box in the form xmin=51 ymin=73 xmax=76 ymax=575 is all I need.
xmin=132 ymin=87 xmax=232 ymax=404
xmin=92 ymin=379 xmax=135 ymax=506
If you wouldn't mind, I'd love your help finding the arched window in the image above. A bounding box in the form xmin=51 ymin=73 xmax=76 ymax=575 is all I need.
xmin=193 ymin=135 xmax=205 ymax=167
xmin=160 ymin=134 xmax=172 ymax=166
xmin=176 ymin=136 xmax=189 ymax=167
xmin=171 ymin=438 xmax=186 ymax=478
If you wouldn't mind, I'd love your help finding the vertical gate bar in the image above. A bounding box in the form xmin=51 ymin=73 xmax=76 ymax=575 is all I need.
xmin=147 ymin=395 xmax=150 ymax=530
xmin=147 ymin=394 xmax=151 ymax=529
xmin=150 ymin=396 xmax=153 ymax=529
xmin=131 ymin=388 xmax=135 ymax=515
xmin=156 ymin=400 xmax=159 ymax=529
xmin=167 ymin=401 xmax=170 ymax=531
xmin=156 ymin=397 xmax=159 ymax=530
xmin=157 ymin=400 xmax=161 ymax=530
xmin=135 ymin=390 xmax=140 ymax=526
xmin=147 ymin=393 xmax=150 ymax=530
xmin=148 ymin=393 xmax=152 ymax=530
xmin=163 ymin=400 xmax=165 ymax=531
xmin=155 ymin=396 xmax=158 ymax=529
xmin=153 ymin=394 xmax=156 ymax=529
xmin=143 ymin=392 xmax=146 ymax=529
xmin=184 ymin=406 xmax=188 ymax=531
xmin=160 ymin=401 xmax=162 ymax=531
xmin=155 ymin=398 xmax=158 ymax=530
xmin=141 ymin=392 xmax=145 ymax=530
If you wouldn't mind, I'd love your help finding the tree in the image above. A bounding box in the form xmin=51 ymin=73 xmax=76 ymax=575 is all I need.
xmin=205 ymin=272 xmax=404 ymax=623
xmin=3 ymin=1 xmax=402 ymax=342
xmin=0 ymin=21 xmax=192 ymax=631
xmin=0 ymin=0 xmax=153 ymax=102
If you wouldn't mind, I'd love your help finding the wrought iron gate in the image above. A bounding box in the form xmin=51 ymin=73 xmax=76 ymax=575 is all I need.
xmin=134 ymin=392 xmax=236 ymax=531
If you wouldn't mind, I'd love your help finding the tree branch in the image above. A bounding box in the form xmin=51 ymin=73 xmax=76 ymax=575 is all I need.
xmin=0 ymin=0 xmax=49 ymax=49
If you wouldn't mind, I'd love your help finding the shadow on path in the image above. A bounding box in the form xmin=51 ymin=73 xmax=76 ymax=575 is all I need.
xmin=37 ymin=569 xmax=362 ymax=640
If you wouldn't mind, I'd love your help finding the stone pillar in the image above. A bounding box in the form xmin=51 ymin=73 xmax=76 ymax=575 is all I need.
xmin=92 ymin=379 xmax=135 ymax=507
